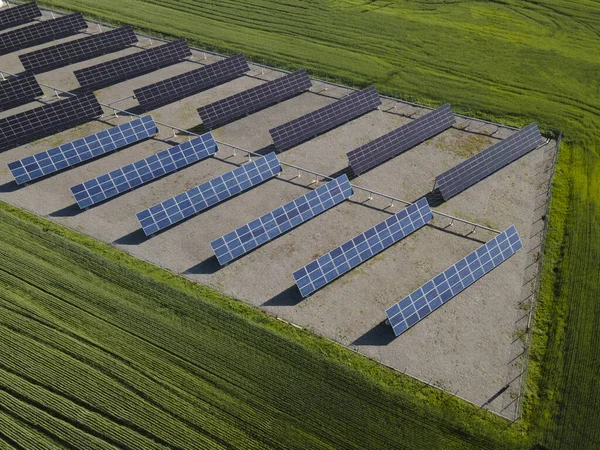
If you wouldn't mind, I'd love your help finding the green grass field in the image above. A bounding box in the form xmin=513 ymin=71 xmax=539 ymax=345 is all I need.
xmin=3 ymin=0 xmax=599 ymax=447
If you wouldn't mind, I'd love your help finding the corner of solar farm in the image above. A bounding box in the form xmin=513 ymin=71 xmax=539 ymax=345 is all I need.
xmin=0 ymin=2 xmax=558 ymax=419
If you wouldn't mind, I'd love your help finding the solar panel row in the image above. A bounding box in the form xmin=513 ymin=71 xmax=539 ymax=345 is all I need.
xmin=198 ymin=69 xmax=312 ymax=129
xmin=20 ymin=25 xmax=138 ymax=73
xmin=211 ymin=174 xmax=353 ymax=265
xmin=71 ymin=133 xmax=217 ymax=208
xmin=293 ymin=197 xmax=433 ymax=297
xmin=347 ymin=104 xmax=455 ymax=175
xmin=0 ymin=91 xmax=103 ymax=152
xmin=0 ymin=12 xmax=87 ymax=56
xmin=134 ymin=54 xmax=249 ymax=110
xmin=269 ymin=86 xmax=381 ymax=151
xmin=74 ymin=38 xmax=191 ymax=90
xmin=0 ymin=71 xmax=43 ymax=111
xmin=436 ymin=123 xmax=544 ymax=200
xmin=386 ymin=225 xmax=522 ymax=336
xmin=137 ymin=152 xmax=282 ymax=236
xmin=8 ymin=115 xmax=157 ymax=185
xmin=0 ymin=2 xmax=41 ymax=31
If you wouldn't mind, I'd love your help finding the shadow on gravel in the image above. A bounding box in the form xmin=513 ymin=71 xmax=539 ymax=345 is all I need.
xmin=0 ymin=180 xmax=19 ymax=193
xmin=351 ymin=321 xmax=396 ymax=346
xmin=49 ymin=203 xmax=83 ymax=217
xmin=113 ymin=228 xmax=149 ymax=246
xmin=183 ymin=256 xmax=221 ymax=275
xmin=261 ymin=285 xmax=303 ymax=307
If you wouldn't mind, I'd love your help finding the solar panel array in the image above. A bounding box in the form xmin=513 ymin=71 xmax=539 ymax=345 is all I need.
xmin=8 ymin=116 xmax=157 ymax=185
xmin=386 ymin=225 xmax=522 ymax=336
xmin=0 ymin=2 xmax=41 ymax=31
xmin=71 ymin=133 xmax=217 ymax=208
xmin=74 ymin=38 xmax=191 ymax=90
xmin=0 ymin=71 xmax=43 ymax=111
xmin=293 ymin=197 xmax=433 ymax=297
xmin=436 ymin=123 xmax=544 ymax=200
xmin=0 ymin=12 xmax=87 ymax=56
xmin=20 ymin=25 xmax=138 ymax=74
xmin=134 ymin=54 xmax=249 ymax=110
xmin=137 ymin=152 xmax=282 ymax=236
xmin=269 ymin=86 xmax=381 ymax=151
xmin=0 ymin=91 xmax=103 ymax=151
xmin=198 ymin=69 xmax=312 ymax=129
xmin=347 ymin=104 xmax=455 ymax=175
xmin=211 ymin=174 xmax=353 ymax=266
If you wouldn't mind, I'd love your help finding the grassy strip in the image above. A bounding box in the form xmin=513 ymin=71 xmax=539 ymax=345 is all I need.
xmin=0 ymin=202 xmax=526 ymax=448
xmin=527 ymin=143 xmax=600 ymax=449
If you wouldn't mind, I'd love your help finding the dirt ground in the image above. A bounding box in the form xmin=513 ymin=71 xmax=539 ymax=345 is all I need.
xmin=0 ymin=10 xmax=557 ymax=418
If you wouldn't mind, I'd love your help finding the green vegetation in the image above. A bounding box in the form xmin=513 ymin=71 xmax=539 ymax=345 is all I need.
xmin=0 ymin=203 xmax=526 ymax=449
xmin=7 ymin=0 xmax=600 ymax=447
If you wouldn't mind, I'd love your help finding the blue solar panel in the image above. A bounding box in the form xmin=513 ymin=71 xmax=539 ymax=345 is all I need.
xmin=8 ymin=116 xmax=157 ymax=185
xmin=211 ymin=175 xmax=354 ymax=265
xmin=386 ymin=225 xmax=522 ymax=337
xmin=70 ymin=133 xmax=218 ymax=209
xmin=137 ymin=152 xmax=282 ymax=236
xmin=293 ymin=198 xmax=433 ymax=297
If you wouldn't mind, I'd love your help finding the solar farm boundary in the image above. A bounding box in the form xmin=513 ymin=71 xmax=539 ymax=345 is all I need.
xmin=0 ymin=66 xmax=504 ymax=236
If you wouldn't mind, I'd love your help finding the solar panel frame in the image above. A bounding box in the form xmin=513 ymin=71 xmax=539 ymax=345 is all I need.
xmin=70 ymin=133 xmax=218 ymax=208
xmin=0 ymin=2 xmax=41 ymax=31
xmin=436 ymin=123 xmax=544 ymax=200
xmin=8 ymin=116 xmax=157 ymax=185
xmin=348 ymin=104 xmax=455 ymax=175
xmin=74 ymin=38 xmax=191 ymax=90
xmin=198 ymin=69 xmax=312 ymax=129
xmin=134 ymin=54 xmax=249 ymax=111
xmin=269 ymin=86 xmax=381 ymax=151
xmin=0 ymin=71 xmax=43 ymax=111
xmin=0 ymin=91 xmax=103 ymax=152
xmin=136 ymin=152 xmax=282 ymax=236
xmin=0 ymin=12 xmax=87 ymax=56
xmin=293 ymin=197 xmax=433 ymax=297
xmin=211 ymin=174 xmax=353 ymax=265
xmin=386 ymin=225 xmax=522 ymax=336
xmin=19 ymin=25 xmax=138 ymax=74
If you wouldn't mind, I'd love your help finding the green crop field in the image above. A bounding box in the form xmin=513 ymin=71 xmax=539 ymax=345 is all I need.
xmin=0 ymin=204 xmax=526 ymax=449
xmin=2 ymin=0 xmax=598 ymax=447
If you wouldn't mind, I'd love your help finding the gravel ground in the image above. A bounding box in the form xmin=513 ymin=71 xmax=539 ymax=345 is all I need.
xmin=0 ymin=11 xmax=557 ymax=418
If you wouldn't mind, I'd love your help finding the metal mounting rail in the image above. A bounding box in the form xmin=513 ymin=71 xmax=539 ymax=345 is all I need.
xmin=0 ymin=69 xmax=504 ymax=235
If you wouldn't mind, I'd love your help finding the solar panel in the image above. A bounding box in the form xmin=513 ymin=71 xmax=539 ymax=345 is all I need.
xmin=74 ymin=38 xmax=191 ymax=90
xmin=70 ymin=133 xmax=218 ymax=208
xmin=8 ymin=116 xmax=157 ymax=185
xmin=134 ymin=54 xmax=249 ymax=111
xmin=211 ymin=174 xmax=353 ymax=266
xmin=269 ymin=86 xmax=381 ymax=151
xmin=0 ymin=71 xmax=43 ymax=111
xmin=0 ymin=13 xmax=87 ymax=56
xmin=293 ymin=197 xmax=433 ymax=297
xmin=137 ymin=152 xmax=282 ymax=236
xmin=348 ymin=104 xmax=455 ymax=175
xmin=0 ymin=91 xmax=103 ymax=152
xmin=436 ymin=123 xmax=544 ymax=200
xmin=0 ymin=2 xmax=41 ymax=31
xmin=386 ymin=225 xmax=522 ymax=336
xmin=19 ymin=25 xmax=138 ymax=74
xmin=198 ymin=69 xmax=312 ymax=130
